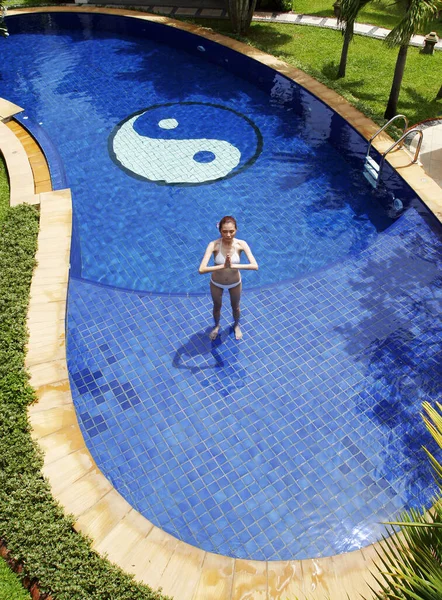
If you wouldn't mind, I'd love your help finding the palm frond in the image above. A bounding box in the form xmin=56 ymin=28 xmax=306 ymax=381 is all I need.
xmin=385 ymin=521 xmax=442 ymax=528
xmin=385 ymin=0 xmax=441 ymax=47
xmin=422 ymin=401 xmax=442 ymax=487
xmin=370 ymin=402 xmax=442 ymax=598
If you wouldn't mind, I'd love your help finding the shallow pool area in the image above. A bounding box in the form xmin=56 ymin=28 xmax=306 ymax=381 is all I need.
xmin=4 ymin=10 xmax=442 ymax=563
xmin=66 ymin=204 xmax=442 ymax=560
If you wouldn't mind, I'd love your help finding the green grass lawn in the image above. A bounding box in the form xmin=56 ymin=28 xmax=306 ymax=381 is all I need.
xmin=291 ymin=0 xmax=442 ymax=36
xmin=191 ymin=19 xmax=442 ymax=125
xmin=0 ymin=558 xmax=31 ymax=600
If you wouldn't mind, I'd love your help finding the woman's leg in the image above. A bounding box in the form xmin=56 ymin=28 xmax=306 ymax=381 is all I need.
xmin=229 ymin=282 xmax=242 ymax=340
xmin=209 ymin=281 xmax=223 ymax=340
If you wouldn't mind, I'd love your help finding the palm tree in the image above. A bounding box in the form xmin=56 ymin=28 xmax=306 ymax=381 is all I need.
xmin=337 ymin=0 xmax=373 ymax=78
xmin=384 ymin=0 xmax=440 ymax=119
xmin=227 ymin=0 xmax=259 ymax=36
xmin=371 ymin=401 xmax=442 ymax=599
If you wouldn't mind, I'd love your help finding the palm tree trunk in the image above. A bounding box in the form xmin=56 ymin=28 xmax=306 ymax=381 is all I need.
xmin=227 ymin=0 xmax=257 ymax=35
xmin=337 ymin=21 xmax=354 ymax=78
xmin=384 ymin=43 xmax=409 ymax=120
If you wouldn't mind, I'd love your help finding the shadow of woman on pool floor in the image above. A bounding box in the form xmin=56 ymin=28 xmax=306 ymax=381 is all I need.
xmin=172 ymin=329 xmax=226 ymax=374
xmin=172 ymin=329 xmax=248 ymax=395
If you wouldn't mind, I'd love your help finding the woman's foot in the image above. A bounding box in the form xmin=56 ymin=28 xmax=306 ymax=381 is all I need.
xmin=209 ymin=324 xmax=220 ymax=340
xmin=234 ymin=324 xmax=243 ymax=340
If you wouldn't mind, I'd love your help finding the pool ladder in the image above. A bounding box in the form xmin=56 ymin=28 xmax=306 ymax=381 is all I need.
xmin=363 ymin=114 xmax=423 ymax=188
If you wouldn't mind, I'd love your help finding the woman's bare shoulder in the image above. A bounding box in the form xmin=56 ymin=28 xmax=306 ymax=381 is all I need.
xmin=235 ymin=239 xmax=249 ymax=249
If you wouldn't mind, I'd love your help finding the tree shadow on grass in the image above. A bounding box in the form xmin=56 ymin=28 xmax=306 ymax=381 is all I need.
xmin=334 ymin=78 xmax=381 ymax=103
xmin=322 ymin=60 xmax=340 ymax=80
xmin=246 ymin=23 xmax=298 ymax=50
xmin=400 ymin=86 xmax=442 ymax=125
xmin=291 ymin=58 xmax=380 ymax=105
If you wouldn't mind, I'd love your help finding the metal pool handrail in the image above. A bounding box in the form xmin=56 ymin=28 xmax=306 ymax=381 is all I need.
xmin=379 ymin=128 xmax=424 ymax=173
xmin=366 ymin=114 xmax=409 ymax=158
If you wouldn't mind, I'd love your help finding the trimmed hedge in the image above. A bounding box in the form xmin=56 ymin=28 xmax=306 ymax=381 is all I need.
xmin=0 ymin=556 xmax=31 ymax=600
xmin=0 ymin=155 xmax=8 ymax=224
xmin=0 ymin=205 xmax=171 ymax=600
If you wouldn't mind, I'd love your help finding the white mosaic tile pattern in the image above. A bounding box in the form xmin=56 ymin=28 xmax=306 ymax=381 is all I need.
xmin=113 ymin=115 xmax=241 ymax=184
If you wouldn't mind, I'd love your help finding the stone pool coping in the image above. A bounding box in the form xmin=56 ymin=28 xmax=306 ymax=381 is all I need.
xmin=3 ymin=5 xmax=442 ymax=599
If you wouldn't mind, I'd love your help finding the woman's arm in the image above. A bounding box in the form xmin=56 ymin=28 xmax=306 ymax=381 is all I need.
xmin=198 ymin=241 xmax=226 ymax=274
xmin=232 ymin=240 xmax=258 ymax=271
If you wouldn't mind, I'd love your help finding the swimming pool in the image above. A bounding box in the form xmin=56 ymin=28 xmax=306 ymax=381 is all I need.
xmin=5 ymin=11 xmax=401 ymax=296
xmin=4 ymin=11 xmax=442 ymax=561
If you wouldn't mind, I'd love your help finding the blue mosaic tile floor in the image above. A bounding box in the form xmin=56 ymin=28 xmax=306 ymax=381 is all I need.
xmin=67 ymin=207 xmax=442 ymax=560
xmin=4 ymin=9 xmax=441 ymax=561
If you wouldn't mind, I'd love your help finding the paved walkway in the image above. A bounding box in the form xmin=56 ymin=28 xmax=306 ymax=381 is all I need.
xmin=410 ymin=121 xmax=442 ymax=187
xmin=79 ymin=0 xmax=442 ymax=50
xmin=253 ymin=12 xmax=442 ymax=50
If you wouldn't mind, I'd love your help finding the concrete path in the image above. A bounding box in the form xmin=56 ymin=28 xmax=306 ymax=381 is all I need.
xmin=77 ymin=0 xmax=442 ymax=50
xmin=253 ymin=11 xmax=442 ymax=50
xmin=410 ymin=122 xmax=442 ymax=187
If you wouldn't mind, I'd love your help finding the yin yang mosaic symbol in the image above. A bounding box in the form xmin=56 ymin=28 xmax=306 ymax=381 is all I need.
xmin=109 ymin=102 xmax=262 ymax=186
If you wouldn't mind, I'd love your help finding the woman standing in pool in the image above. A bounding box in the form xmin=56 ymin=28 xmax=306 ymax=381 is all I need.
xmin=199 ymin=216 xmax=258 ymax=340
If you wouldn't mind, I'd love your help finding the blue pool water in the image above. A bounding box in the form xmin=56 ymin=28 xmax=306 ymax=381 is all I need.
xmin=4 ymin=12 xmax=442 ymax=560
xmin=4 ymin=12 xmax=400 ymax=295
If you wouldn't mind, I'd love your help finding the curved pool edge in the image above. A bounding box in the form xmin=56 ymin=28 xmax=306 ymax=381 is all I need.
xmin=7 ymin=4 xmax=442 ymax=225
xmin=4 ymin=5 xmax=438 ymax=598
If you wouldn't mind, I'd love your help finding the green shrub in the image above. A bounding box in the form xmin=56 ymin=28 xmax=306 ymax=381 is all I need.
xmin=257 ymin=0 xmax=292 ymax=12
xmin=0 ymin=205 xmax=171 ymax=600
xmin=0 ymin=155 xmax=8 ymax=225
xmin=0 ymin=557 xmax=31 ymax=600
xmin=275 ymin=0 xmax=292 ymax=11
